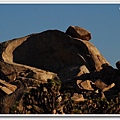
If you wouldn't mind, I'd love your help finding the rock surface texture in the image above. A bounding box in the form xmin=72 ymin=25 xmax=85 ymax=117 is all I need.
xmin=0 ymin=25 xmax=120 ymax=114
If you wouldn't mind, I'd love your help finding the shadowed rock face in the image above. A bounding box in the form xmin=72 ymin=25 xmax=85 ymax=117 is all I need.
xmin=13 ymin=30 xmax=75 ymax=72
xmin=1 ymin=30 xmax=109 ymax=76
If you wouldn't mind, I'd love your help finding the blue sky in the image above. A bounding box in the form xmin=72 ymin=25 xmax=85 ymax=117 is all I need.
xmin=0 ymin=4 xmax=120 ymax=68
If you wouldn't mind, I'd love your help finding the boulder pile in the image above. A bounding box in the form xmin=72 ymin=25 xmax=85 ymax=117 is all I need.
xmin=0 ymin=26 xmax=120 ymax=114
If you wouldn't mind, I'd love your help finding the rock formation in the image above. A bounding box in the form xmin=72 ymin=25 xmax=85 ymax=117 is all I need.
xmin=0 ymin=25 xmax=120 ymax=114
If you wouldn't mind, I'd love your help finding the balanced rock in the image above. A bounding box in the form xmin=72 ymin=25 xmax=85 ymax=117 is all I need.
xmin=66 ymin=26 xmax=91 ymax=41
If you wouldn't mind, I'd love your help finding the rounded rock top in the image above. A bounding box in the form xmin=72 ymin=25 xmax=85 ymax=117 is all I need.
xmin=66 ymin=26 xmax=91 ymax=41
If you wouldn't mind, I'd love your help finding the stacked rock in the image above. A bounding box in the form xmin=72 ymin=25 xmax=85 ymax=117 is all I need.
xmin=66 ymin=26 xmax=91 ymax=41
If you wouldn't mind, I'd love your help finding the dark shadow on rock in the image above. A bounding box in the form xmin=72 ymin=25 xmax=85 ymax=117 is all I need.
xmin=9 ymin=30 xmax=95 ymax=101
xmin=13 ymin=30 xmax=96 ymax=81
xmin=74 ymin=63 xmax=120 ymax=85
xmin=0 ymin=70 xmax=9 ymax=82
xmin=70 ymin=38 xmax=96 ymax=71
xmin=13 ymin=30 xmax=74 ymax=72
xmin=98 ymin=63 xmax=120 ymax=85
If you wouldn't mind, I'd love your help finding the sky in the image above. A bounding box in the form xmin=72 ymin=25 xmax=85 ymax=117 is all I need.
xmin=0 ymin=3 xmax=120 ymax=68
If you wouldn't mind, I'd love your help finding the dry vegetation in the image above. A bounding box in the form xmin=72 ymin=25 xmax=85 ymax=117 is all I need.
xmin=10 ymin=78 xmax=120 ymax=114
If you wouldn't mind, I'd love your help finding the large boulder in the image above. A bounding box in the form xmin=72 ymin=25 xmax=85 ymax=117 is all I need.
xmin=0 ymin=29 xmax=109 ymax=81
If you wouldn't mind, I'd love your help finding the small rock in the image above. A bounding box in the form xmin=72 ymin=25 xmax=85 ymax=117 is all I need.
xmin=52 ymin=109 xmax=56 ymax=114
xmin=77 ymin=65 xmax=90 ymax=77
xmin=71 ymin=93 xmax=85 ymax=103
xmin=56 ymin=93 xmax=62 ymax=103
xmin=1 ymin=86 xmax=13 ymax=95
xmin=26 ymin=105 xmax=32 ymax=110
xmin=95 ymin=79 xmax=107 ymax=90
xmin=26 ymin=111 xmax=31 ymax=114
xmin=0 ymin=79 xmax=17 ymax=92
xmin=77 ymin=80 xmax=94 ymax=91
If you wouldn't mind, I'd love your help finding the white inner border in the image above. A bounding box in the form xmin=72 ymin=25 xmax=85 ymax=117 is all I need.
xmin=0 ymin=0 xmax=120 ymax=117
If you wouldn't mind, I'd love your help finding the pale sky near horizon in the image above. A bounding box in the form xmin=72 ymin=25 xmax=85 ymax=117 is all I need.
xmin=0 ymin=4 xmax=120 ymax=68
